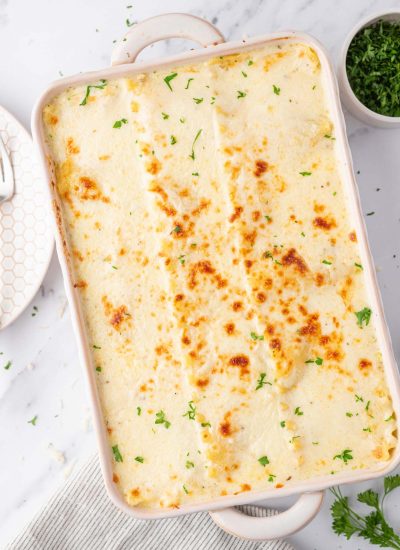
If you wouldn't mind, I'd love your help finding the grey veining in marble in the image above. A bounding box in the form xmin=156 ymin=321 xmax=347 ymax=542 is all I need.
xmin=1 ymin=1 xmax=400 ymax=549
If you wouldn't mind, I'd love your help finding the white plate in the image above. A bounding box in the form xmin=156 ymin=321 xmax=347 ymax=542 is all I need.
xmin=0 ymin=105 xmax=54 ymax=329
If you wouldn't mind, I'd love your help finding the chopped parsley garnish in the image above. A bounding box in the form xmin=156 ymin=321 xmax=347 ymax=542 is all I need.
xmin=183 ymin=484 xmax=189 ymax=494
xmin=179 ymin=117 xmax=186 ymax=123
xmin=113 ymin=118 xmax=128 ymax=128
xmin=178 ymin=254 xmax=185 ymax=265
xmin=346 ymin=412 xmax=353 ymax=417
xmin=192 ymin=172 xmax=199 ymax=177
xmin=366 ymin=211 xmax=375 ymax=216
xmin=290 ymin=435 xmax=301 ymax=444
xmin=355 ymin=307 xmax=372 ymax=328
xmin=201 ymin=422 xmax=211 ymax=428
xmin=170 ymin=135 xmax=177 ymax=145
xmin=210 ymin=96 xmax=216 ymax=104
xmin=28 ymin=415 xmax=38 ymax=426
xmin=93 ymin=345 xmax=101 ymax=350
xmin=294 ymin=406 xmax=304 ymax=416
xmin=258 ymin=455 xmax=270 ymax=467
xmin=111 ymin=265 xmax=118 ymax=270
xmin=189 ymin=129 xmax=202 ymax=160
xmin=365 ymin=400 xmax=371 ymax=411
xmin=164 ymin=72 xmax=178 ymax=91
xmin=193 ymin=97 xmax=203 ymax=104
xmin=355 ymin=394 xmax=364 ymax=402
xmin=305 ymin=357 xmax=323 ymax=365
xmin=171 ymin=225 xmax=182 ymax=234
xmin=333 ymin=449 xmax=353 ymax=464
xmin=280 ymin=420 xmax=286 ymax=428
xmin=346 ymin=20 xmax=400 ymax=117
xmin=155 ymin=410 xmax=171 ymax=428
xmin=299 ymin=171 xmax=312 ymax=176
xmin=137 ymin=406 xmax=141 ymax=416
xmin=256 ymin=372 xmax=271 ymax=390
xmin=322 ymin=259 xmax=332 ymax=265
xmin=385 ymin=413 xmax=395 ymax=422
xmin=241 ymin=71 xmax=248 ymax=77
xmin=161 ymin=112 xmax=169 ymax=119
xmin=4 ymin=361 xmax=11 ymax=370
xmin=135 ymin=456 xmax=144 ymax=463
xmin=247 ymin=60 xmax=254 ymax=66
xmin=185 ymin=78 xmax=194 ymax=89
xmin=355 ymin=262 xmax=363 ymax=270
xmin=80 ymin=79 xmax=107 ymax=106
xmin=185 ymin=460 xmax=195 ymax=469
xmin=96 ymin=366 xmax=102 ymax=372
xmin=112 ymin=445 xmax=123 ymax=462
xmin=183 ymin=401 xmax=196 ymax=420
xmin=126 ymin=18 xmax=135 ymax=27
xmin=324 ymin=134 xmax=336 ymax=140
xmin=273 ymin=84 xmax=281 ymax=95
xmin=32 ymin=305 xmax=38 ymax=317
xmin=264 ymin=215 xmax=271 ymax=222
xmin=263 ymin=250 xmax=273 ymax=259
xmin=237 ymin=90 xmax=247 ymax=99
xmin=301 ymin=231 xmax=306 ymax=237
xmin=268 ymin=474 xmax=276 ymax=482
xmin=250 ymin=332 xmax=264 ymax=341
xmin=363 ymin=427 xmax=372 ymax=433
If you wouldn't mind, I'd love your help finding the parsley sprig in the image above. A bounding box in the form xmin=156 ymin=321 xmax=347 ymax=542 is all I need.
xmin=80 ymin=79 xmax=107 ymax=106
xmin=331 ymin=475 xmax=400 ymax=548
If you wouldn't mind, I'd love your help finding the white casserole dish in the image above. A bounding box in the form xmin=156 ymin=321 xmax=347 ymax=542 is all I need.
xmin=31 ymin=13 xmax=400 ymax=541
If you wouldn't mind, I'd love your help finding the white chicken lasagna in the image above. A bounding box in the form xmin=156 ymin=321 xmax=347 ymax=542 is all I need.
xmin=43 ymin=40 xmax=397 ymax=510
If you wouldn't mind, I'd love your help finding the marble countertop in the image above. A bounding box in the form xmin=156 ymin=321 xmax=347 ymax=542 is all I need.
xmin=1 ymin=0 xmax=400 ymax=548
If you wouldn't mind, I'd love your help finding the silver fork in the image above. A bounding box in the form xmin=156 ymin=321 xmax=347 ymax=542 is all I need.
xmin=0 ymin=133 xmax=14 ymax=202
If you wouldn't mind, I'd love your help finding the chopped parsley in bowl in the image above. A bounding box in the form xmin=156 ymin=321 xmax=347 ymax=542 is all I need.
xmin=346 ymin=19 xmax=400 ymax=117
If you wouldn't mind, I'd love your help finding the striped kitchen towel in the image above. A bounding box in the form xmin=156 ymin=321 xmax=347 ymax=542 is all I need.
xmin=7 ymin=455 xmax=294 ymax=550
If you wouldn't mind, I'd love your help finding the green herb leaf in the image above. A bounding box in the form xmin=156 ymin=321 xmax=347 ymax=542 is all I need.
xmin=126 ymin=18 xmax=135 ymax=27
xmin=294 ymin=406 xmax=304 ymax=416
xmin=183 ymin=484 xmax=189 ymax=494
xmin=137 ymin=406 xmax=141 ymax=416
xmin=113 ymin=118 xmax=128 ymax=128
xmin=80 ymin=79 xmax=107 ymax=106
xmin=255 ymin=372 xmax=271 ymax=390
xmin=189 ymin=129 xmax=202 ymax=160
xmin=135 ymin=456 xmax=144 ymax=463
xmin=170 ymin=135 xmax=177 ymax=145
xmin=178 ymin=254 xmax=185 ymax=265
xmin=155 ymin=410 xmax=171 ymax=428
xmin=241 ymin=71 xmax=248 ymax=77
xmin=4 ymin=360 xmax=12 ymax=370
xmin=193 ymin=97 xmax=203 ymax=104
xmin=322 ymin=259 xmax=332 ymax=265
xmin=258 ymin=455 xmax=270 ymax=467
xmin=299 ymin=171 xmax=312 ymax=176
xmin=164 ymin=72 xmax=178 ymax=91
xmin=355 ymin=307 xmax=372 ymax=328
xmin=346 ymin=412 xmax=353 ymax=417
xmin=273 ymin=84 xmax=281 ymax=95
xmin=201 ymin=422 xmax=211 ymax=428
xmin=183 ymin=401 xmax=196 ymax=420
xmin=185 ymin=78 xmax=194 ymax=89
xmin=185 ymin=460 xmax=195 ymax=469
xmin=237 ymin=90 xmax=247 ymax=99
xmin=112 ymin=444 xmax=123 ymax=462
xmin=161 ymin=112 xmax=169 ymax=119
xmin=250 ymin=331 xmax=264 ymax=341
xmin=333 ymin=449 xmax=353 ymax=464
xmin=280 ymin=420 xmax=286 ymax=427
xmin=96 ymin=366 xmax=102 ymax=372
xmin=355 ymin=262 xmax=363 ymax=270
xmin=28 ymin=415 xmax=38 ymax=426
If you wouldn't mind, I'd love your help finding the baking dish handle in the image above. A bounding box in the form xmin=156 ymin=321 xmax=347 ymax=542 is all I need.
xmin=209 ymin=491 xmax=324 ymax=540
xmin=111 ymin=13 xmax=225 ymax=66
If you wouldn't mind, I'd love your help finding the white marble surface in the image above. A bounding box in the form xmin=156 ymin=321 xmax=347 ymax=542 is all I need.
xmin=1 ymin=0 xmax=400 ymax=548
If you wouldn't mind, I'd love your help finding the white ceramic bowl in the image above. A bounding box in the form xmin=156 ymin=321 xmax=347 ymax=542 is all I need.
xmin=338 ymin=10 xmax=400 ymax=128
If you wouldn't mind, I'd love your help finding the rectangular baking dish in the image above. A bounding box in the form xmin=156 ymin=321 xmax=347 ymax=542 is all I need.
xmin=32 ymin=13 xmax=400 ymax=540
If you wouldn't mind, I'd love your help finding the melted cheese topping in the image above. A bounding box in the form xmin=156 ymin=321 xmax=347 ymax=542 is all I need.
xmin=43 ymin=41 xmax=397 ymax=510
